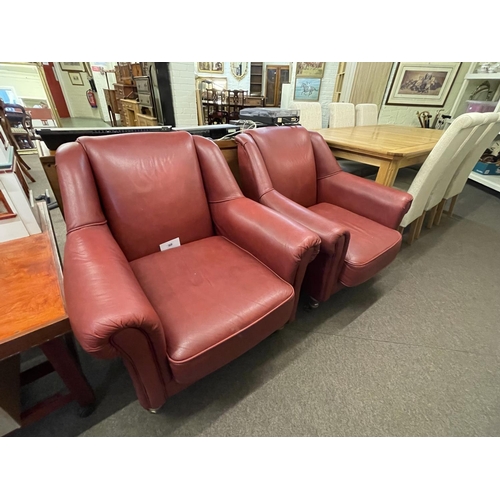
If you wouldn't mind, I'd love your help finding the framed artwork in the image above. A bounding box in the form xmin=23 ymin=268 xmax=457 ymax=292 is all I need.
xmin=59 ymin=62 xmax=86 ymax=72
xmin=294 ymin=77 xmax=322 ymax=101
xmin=296 ymin=62 xmax=325 ymax=78
xmin=197 ymin=62 xmax=224 ymax=74
xmin=0 ymin=190 xmax=16 ymax=220
xmin=230 ymin=62 xmax=248 ymax=80
xmin=68 ymin=72 xmax=84 ymax=86
xmin=386 ymin=62 xmax=461 ymax=107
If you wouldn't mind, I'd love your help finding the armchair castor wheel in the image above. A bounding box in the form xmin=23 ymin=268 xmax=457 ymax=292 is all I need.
xmin=305 ymin=297 xmax=319 ymax=311
xmin=78 ymin=403 xmax=96 ymax=418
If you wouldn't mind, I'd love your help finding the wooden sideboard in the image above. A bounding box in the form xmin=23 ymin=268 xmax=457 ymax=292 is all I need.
xmin=37 ymin=139 xmax=241 ymax=220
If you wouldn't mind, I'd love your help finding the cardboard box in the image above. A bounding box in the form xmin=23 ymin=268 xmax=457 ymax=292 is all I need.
xmin=473 ymin=161 xmax=500 ymax=175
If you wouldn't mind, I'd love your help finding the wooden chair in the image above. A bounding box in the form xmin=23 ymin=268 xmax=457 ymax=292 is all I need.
xmin=3 ymin=103 xmax=36 ymax=149
xmin=398 ymin=113 xmax=484 ymax=244
xmin=355 ymin=103 xmax=378 ymax=126
xmin=440 ymin=112 xmax=500 ymax=220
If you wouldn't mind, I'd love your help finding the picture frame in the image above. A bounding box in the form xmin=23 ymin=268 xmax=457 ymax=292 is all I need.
xmin=0 ymin=190 xmax=16 ymax=220
xmin=197 ymin=62 xmax=224 ymax=74
xmin=294 ymin=77 xmax=322 ymax=102
xmin=59 ymin=62 xmax=86 ymax=72
xmin=386 ymin=62 xmax=461 ymax=107
xmin=230 ymin=62 xmax=248 ymax=80
xmin=296 ymin=62 xmax=325 ymax=79
xmin=68 ymin=72 xmax=84 ymax=86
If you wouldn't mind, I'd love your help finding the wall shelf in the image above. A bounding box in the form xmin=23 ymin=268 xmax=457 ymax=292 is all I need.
xmin=469 ymin=171 xmax=500 ymax=192
xmin=466 ymin=73 xmax=500 ymax=80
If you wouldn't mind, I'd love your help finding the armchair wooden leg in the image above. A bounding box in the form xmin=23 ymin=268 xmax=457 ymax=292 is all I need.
xmin=434 ymin=199 xmax=446 ymax=226
xmin=426 ymin=206 xmax=438 ymax=229
xmin=446 ymin=195 xmax=458 ymax=217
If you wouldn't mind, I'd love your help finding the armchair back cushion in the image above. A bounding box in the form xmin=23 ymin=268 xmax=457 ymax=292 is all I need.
xmin=71 ymin=132 xmax=214 ymax=261
xmin=243 ymin=126 xmax=317 ymax=207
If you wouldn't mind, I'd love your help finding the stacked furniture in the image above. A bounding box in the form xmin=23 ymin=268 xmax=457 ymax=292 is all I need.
xmin=56 ymin=131 xmax=320 ymax=411
xmin=201 ymin=89 xmax=249 ymax=125
xmin=134 ymin=76 xmax=158 ymax=126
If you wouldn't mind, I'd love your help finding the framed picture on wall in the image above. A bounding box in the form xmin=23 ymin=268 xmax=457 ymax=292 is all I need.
xmin=386 ymin=62 xmax=461 ymax=106
xmin=59 ymin=62 xmax=86 ymax=72
xmin=294 ymin=78 xmax=321 ymax=102
xmin=296 ymin=62 xmax=325 ymax=79
xmin=68 ymin=72 xmax=84 ymax=86
xmin=197 ymin=62 xmax=224 ymax=74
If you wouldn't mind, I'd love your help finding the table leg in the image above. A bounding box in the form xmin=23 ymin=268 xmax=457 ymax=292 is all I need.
xmin=40 ymin=336 xmax=95 ymax=411
xmin=374 ymin=159 xmax=400 ymax=187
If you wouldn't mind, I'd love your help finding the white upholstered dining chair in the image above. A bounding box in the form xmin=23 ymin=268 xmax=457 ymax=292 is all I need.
xmin=398 ymin=113 xmax=485 ymax=244
xmin=355 ymin=103 xmax=378 ymax=126
xmin=327 ymin=102 xmax=377 ymax=178
xmin=290 ymin=102 xmax=322 ymax=130
xmin=437 ymin=112 xmax=500 ymax=222
xmin=328 ymin=103 xmax=355 ymax=128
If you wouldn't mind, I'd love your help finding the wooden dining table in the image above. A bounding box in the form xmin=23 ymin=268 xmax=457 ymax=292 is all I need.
xmin=311 ymin=125 xmax=444 ymax=187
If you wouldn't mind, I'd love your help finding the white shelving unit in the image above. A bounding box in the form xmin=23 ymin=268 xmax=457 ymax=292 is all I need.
xmin=450 ymin=62 xmax=500 ymax=193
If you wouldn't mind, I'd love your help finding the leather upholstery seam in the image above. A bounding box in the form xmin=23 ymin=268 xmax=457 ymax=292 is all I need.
xmin=208 ymin=196 xmax=241 ymax=204
xmin=66 ymin=221 xmax=108 ymax=234
xmin=317 ymin=171 xmax=341 ymax=181
xmin=166 ymin=288 xmax=294 ymax=366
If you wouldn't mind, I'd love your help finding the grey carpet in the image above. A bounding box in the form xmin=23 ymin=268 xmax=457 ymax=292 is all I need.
xmin=9 ymin=155 xmax=500 ymax=437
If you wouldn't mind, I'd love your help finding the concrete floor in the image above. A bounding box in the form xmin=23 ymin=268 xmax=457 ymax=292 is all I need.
xmin=59 ymin=117 xmax=110 ymax=128
xmin=9 ymin=156 xmax=500 ymax=437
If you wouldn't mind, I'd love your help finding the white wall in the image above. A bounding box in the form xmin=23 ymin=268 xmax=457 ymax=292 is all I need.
xmin=194 ymin=62 xmax=252 ymax=91
xmin=378 ymin=63 xmax=470 ymax=126
xmin=170 ymin=62 xmax=198 ymax=127
xmin=53 ymin=63 xmax=101 ymax=119
xmin=90 ymin=62 xmax=117 ymax=123
xmin=0 ymin=63 xmax=49 ymax=104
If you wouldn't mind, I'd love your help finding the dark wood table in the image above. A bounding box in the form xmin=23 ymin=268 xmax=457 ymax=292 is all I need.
xmin=0 ymin=202 xmax=95 ymax=435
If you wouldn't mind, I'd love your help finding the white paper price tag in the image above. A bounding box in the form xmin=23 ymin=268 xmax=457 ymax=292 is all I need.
xmin=160 ymin=237 xmax=181 ymax=251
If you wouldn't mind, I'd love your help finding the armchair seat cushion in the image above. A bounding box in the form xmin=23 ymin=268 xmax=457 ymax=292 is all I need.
xmin=130 ymin=236 xmax=294 ymax=384
xmin=308 ymin=203 xmax=402 ymax=287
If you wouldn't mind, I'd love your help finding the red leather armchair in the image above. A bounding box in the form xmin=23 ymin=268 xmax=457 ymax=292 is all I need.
xmin=56 ymin=131 xmax=320 ymax=411
xmin=235 ymin=126 xmax=413 ymax=304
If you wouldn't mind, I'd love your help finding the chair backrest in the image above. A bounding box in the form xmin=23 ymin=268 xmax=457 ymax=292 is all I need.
xmin=444 ymin=112 xmax=500 ymax=200
xmin=400 ymin=113 xmax=483 ymax=227
xmin=425 ymin=113 xmax=487 ymax=211
xmin=328 ymin=103 xmax=355 ymax=128
xmin=290 ymin=102 xmax=322 ymax=130
xmin=56 ymin=131 xmax=214 ymax=261
xmin=355 ymin=103 xmax=378 ymax=126
xmin=241 ymin=126 xmax=318 ymax=207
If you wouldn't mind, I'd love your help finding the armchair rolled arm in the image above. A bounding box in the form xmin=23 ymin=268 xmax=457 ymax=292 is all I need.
xmin=317 ymin=171 xmax=413 ymax=229
xmin=63 ymin=224 xmax=166 ymax=361
xmin=210 ymin=196 xmax=320 ymax=289
xmin=260 ymin=189 xmax=350 ymax=256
